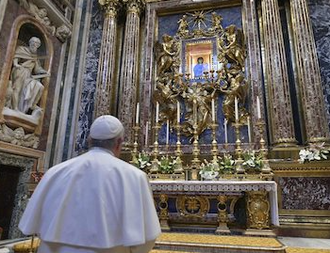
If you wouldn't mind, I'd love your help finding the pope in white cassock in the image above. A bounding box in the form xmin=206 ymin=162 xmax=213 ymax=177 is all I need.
xmin=19 ymin=115 xmax=161 ymax=253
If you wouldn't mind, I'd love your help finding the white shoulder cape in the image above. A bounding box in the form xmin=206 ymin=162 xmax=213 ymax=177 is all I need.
xmin=19 ymin=148 xmax=161 ymax=249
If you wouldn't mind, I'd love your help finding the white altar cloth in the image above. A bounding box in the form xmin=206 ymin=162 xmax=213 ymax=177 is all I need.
xmin=150 ymin=180 xmax=279 ymax=226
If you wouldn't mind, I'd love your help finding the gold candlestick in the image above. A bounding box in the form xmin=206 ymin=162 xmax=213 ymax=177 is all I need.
xmin=191 ymin=122 xmax=200 ymax=180
xmin=173 ymin=124 xmax=184 ymax=174
xmin=29 ymin=234 xmax=36 ymax=253
xmin=256 ymin=120 xmax=272 ymax=177
xmin=150 ymin=123 xmax=161 ymax=173
xmin=233 ymin=121 xmax=245 ymax=175
xmin=211 ymin=122 xmax=219 ymax=167
xmin=130 ymin=125 xmax=140 ymax=165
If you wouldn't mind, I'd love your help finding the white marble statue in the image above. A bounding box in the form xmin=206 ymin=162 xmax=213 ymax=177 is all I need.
xmin=10 ymin=37 xmax=50 ymax=114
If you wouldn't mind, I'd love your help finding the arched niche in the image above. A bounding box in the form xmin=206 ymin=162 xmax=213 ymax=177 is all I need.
xmin=0 ymin=15 xmax=53 ymax=137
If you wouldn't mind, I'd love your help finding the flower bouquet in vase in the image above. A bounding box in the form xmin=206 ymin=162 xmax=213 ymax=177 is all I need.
xmin=298 ymin=142 xmax=330 ymax=163
xmin=134 ymin=152 xmax=151 ymax=172
xmin=218 ymin=154 xmax=235 ymax=179
xmin=199 ymin=160 xmax=219 ymax=180
xmin=242 ymin=150 xmax=263 ymax=174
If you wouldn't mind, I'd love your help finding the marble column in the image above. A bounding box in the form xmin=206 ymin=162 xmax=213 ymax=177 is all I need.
xmin=261 ymin=0 xmax=297 ymax=146
xmin=95 ymin=0 xmax=121 ymax=117
xmin=289 ymin=0 xmax=330 ymax=144
xmin=118 ymin=0 xmax=145 ymax=145
xmin=242 ymin=0 xmax=266 ymax=144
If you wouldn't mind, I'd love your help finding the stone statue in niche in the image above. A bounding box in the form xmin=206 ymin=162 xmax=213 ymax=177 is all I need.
xmin=2 ymin=36 xmax=49 ymax=146
xmin=8 ymin=37 xmax=50 ymax=114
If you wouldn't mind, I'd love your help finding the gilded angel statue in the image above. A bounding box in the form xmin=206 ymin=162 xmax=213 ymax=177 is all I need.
xmin=220 ymin=73 xmax=248 ymax=122
xmin=155 ymin=34 xmax=180 ymax=76
xmin=222 ymin=25 xmax=246 ymax=70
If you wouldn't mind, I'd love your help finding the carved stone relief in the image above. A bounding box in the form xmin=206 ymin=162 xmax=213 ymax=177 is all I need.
xmin=0 ymin=124 xmax=39 ymax=149
xmin=19 ymin=0 xmax=71 ymax=42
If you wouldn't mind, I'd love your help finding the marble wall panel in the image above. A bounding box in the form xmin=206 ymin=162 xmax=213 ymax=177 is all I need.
xmin=308 ymin=0 xmax=330 ymax=128
xmin=75 ymin=0 xmax=103 ymax=152
xmin=279 ymin=177 xmax=330 ymax=210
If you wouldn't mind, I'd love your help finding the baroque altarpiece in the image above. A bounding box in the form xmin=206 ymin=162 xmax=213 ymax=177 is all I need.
xmin=0 ymin=0 xmax=330 ymax=240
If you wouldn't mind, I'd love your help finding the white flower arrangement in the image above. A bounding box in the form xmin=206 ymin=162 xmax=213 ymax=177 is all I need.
xmin=219 ymin=154 xmax=235 ymax=175
xmin=135 ymin=152 xmax=151 ymax=171
xmin=199 ymin=160 xmax=219 ymax=180
xmin=298 ymin=143 xmax=329 ymax=163
xmin=242 ymin=150 xmax=263 ymax=172
xmin=158 ymin=156 xmax=176 ymax=174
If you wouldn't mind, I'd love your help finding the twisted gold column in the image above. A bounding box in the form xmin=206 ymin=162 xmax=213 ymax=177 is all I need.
xmin=118 ymin=0 xmax=145 ymax=145
xmin=96 ymin=0 xmax=121 ymax=116
xmin=289 ymin=0 xmax=330 ymax=144
xmin=261 ymin=0 xmax=297 ymax=146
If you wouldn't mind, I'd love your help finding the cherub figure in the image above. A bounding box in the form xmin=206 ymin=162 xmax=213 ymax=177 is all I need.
xmin=177 ymin=15 xmax=189 ymax=35
xmin=211 ymin=12 xmax=223 ymax=31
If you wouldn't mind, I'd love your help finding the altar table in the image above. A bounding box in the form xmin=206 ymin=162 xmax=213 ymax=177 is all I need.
xmin=150 ymin=180 xmax=279 ymax=235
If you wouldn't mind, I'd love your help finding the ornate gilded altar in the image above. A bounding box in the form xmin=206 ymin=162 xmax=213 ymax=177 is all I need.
xmin=151 ymin=180 xmax=278 ymax=236
xmin=127 ymin=10 xmax=276 ymax=235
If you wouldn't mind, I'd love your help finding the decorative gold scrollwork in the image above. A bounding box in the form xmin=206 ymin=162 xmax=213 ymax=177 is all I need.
xmin=247 ymin=191 xmax=270 ymax=229
xmin=154 ymin=10 xmax=249 ymax=139
xmin=158 ymin=194 xmax=170 ymax=230
xmin=176 ymin=195 xmax=209 ymax=218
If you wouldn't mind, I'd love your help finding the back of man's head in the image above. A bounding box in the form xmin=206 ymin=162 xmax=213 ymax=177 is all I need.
xmin=89 ymin=115 xmax=124 ymax=156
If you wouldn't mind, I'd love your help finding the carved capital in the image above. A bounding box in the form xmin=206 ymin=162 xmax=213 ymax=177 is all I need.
xmin=123 ymin=0 xmax=145 ymax=15
xmin=98 ymin=0 xmax=121 ymax=17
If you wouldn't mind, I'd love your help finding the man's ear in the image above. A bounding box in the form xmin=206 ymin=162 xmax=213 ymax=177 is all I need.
xmin=116 ymin=137 xmax=123 ymax=147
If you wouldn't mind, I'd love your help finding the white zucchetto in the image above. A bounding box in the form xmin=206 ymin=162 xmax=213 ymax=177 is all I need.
xmin=89 ymin=115 xmax=124 ymax=140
